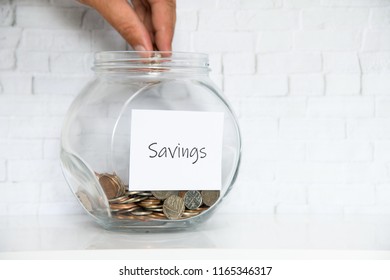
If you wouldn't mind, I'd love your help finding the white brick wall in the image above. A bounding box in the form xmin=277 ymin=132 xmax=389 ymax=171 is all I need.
xmin=1 ymin=0 xmax=390 ymax=216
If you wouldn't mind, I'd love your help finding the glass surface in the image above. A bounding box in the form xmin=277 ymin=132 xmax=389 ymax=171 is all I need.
xmin=60 ymin=51 xmax=241 ymax=230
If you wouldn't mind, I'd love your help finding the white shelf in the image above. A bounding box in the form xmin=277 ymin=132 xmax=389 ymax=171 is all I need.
xmin=1 ymin=213 xmax=390 ymax=259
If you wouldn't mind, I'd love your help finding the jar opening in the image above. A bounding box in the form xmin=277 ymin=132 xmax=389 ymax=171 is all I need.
xmin=93 ymin=51 xmax=210 ymax=74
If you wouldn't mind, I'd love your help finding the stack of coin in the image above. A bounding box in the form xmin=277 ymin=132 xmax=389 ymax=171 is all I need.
xmin=95 ymin=172 xmax=220 ymax=221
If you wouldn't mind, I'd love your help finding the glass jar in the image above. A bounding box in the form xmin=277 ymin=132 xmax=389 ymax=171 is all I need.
xmin=60 ymin=51 xmax=241 ymax=230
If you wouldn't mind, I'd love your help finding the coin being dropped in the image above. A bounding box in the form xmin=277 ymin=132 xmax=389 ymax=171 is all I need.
xmin=163 ymin=195 xmax=185 ymax=220
xmin=76 ymin=191 xmax=93 ymax=212
xmin=152 ymin=191 xmax=178 ymax=200
xmin=184 ymin=191 xmax=203 ymax=210
xmin=201 ymin=190 xmax=220 ymax=207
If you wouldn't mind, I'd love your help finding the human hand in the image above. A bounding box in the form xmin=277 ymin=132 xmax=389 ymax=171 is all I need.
xmin=80 ymin=0 xmax=176 ymax=52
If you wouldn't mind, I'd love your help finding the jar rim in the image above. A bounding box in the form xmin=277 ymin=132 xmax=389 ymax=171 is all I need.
xmin=93 ymin=51 xmax=210 ymax=73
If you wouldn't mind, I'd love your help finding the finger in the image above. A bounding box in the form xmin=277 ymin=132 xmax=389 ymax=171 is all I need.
xmin=91 ymin=0 xmax=154 ymax=52
xmin=147 ymin=0 xmax=176 ymax=52
xmin=133 ymin=0 xmax=155 ymax=46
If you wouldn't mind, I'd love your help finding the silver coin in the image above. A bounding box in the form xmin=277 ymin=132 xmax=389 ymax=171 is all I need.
xmin=163 ymin=195 xmax=185 ymax=220
xmin=184 ymin=191 xmax=203 ymax=210
xmin=201 ymin=190 xmax=220 ymax=207
xmin=152 ymin=191 xmax=178 ymax=200
xmin=76 ymin=191 xmax=93 ymax=212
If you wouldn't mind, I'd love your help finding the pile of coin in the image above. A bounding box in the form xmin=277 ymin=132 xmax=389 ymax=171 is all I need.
xmin=94 ymin=172 xmax=220 ymax=221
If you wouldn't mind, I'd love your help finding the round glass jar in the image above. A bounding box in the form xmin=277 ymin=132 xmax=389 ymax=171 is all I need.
xmin=60 ymin=51 xmax=241 ymax=230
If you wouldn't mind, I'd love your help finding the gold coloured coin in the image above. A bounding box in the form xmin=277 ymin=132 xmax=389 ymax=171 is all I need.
xmin=152 ymin=191 xmax=178 ymax=200
xmin=163 ymin=195 xmax=185 ymax=220
xmin=201 ymin=191 xmax=220 ymax=207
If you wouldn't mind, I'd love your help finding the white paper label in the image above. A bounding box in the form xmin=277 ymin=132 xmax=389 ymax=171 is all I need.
xmin=129 ymin=109 xmax=224 ymax=191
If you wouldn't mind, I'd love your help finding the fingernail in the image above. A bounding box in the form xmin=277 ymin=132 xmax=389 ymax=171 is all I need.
xmin=134 ymin=45 xmax=146 ymax=52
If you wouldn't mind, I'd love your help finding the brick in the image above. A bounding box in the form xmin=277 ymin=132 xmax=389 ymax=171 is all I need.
xmin=92 ymin=30 xmax=127 ymax=51
xmin=277 ymin=162 xmax=385 ymax=184
xmin=295 ymin=30 xmax=361 ymax=51
xmin=20 ymin=30 xmax=91 ymax=52
xmin=307 ymin=141 xmax=372 ymax=161
xmin=0 ymin=95 xmax=46 ymax=116
xmin=16 ymin=6 xmax=84 ymax=29
xmin=363 ymin=30 xmax=390 ymax=51
xmin=308 ymin=185 xmax=375 ymax=205
xmin=0 ymin=160 xmax=5 ymax=181
xmin=290 ymin=74 xmax=324 ymax=96
xmin=40 ymin=181 xmax=74 ymax=203
xmin=240 ymin=118 xmax=278 ymax=140
xmin=0 ymin=2 xmax=13 ymax=26
xmin=326 ymin=74 xmax=361 ymax=95
xmin=33 ymin=74 xmax=92 ymax=95
xmin=0 ymin=73 xmax=32 ymax=94
xmin=257 ymin=53 xmax=322 ymax=74
xmin=8 ymin=117 xmax=63 ymax=138
xmin=236 ymin=10 xmax=299 ymax=30
xmin=241 ymin=97 xmax=306 ymax=118
xmin=0 ymin=49 xmax=14 ymax=70
xmin=238 ymin=160 xmax=275 ymax=183
xmin=370 ymin=8 xmax=390 ymax=27
xmin=208 ymin=53 xmax=222 ymax=74
xmin=223 ymin=53 xmax=255 ymax=74
xmin=225 ymin=75 xmax=288 ymax=96
xmin=276 ymin=204 xmax=309 ymax=214
xmin=360 ymin=52 xmax=390 ymax=73
xmin=50 ymin=52 xmax=89 ymax=73
xmin=176 ymin=10 xmax=198 ymax=31
xmin=43 ymin=139 xmax=60 ymax=159
xmin=376 ymin=184 xmax=390 ymax=204
xmin=0 ymin=27 xmax=21 ymax=48
xmin=46 ymin=95 xmax=74 ymax=116
xmin=194 ymin=32 xmax=254 ymax=52
xmin=376 ymin=97 xmax=390 ymax=117
xmin=362 ymin=74 xmax=390 ymax=95
xmin=348 ymin=119 xmax=390 ymax=140
xmin=307 ymin=204 xmax=343 ymax=214
xmin=216 ymin=0 xmax=239 ymax=9
xmin=284 ymin=0 xmax=321 ymax=8
xmin=307 ymin=97 xmax=374 ymax=118
xmin=17 ymin=51 xmax=49 ymax=72
xmin=82 ymin=9 xmax=104 ymax=30
xmin=280 ymin=119 xmax=345 ymax=140
xmin=0 ymin=118 xmax=9 ymax=137
xmin=209 ymin=73 xmax=223 ymax=89
xmin=176 ymin=0 xmax=217 ymax=9
xmin=321 ymin=0 xmax=390 ymax=7
xmin=0 ymin=139 xmax=42 ymax=160
xmin=246 ymin=140 xmax=305 ymax=161
xmin=199 ymin=10 xmax=235 ymax=31
xmin=374 ymin=141 xmax=390 ymax=161
xmin=276 ymin=184 xmax=307 ymax=203
xmin=302 ymin=8 xmax=369 ymax=29
xmin=172 ymin=31 xmax=192 ymax=51
xmin=257 ymin=31 xmax=292 ymax=52
xmin=323 ymin=52 xmax=360 ymax=73
xmin=0 ymin=183 xmax=41 ymax=204
xmin=240 ymin=0 xmax=282 ymax=9
xmin=8 ymin=159 xmax=63 ymax=181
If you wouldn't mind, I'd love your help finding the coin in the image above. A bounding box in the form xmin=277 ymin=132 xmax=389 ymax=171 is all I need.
xmin=152 ymin=191 xmax=177 ymax=200
xmin=184 ymin=190 xmax=203 ymax=210
xmin=132 ymin=209 xmax=153 ymax=216
xmin=76 ymin=191 xmax=93 ymax=212
xmin=97 ymin=173 xmax=125 ymax=199
xmin=201 ymin=191 xmax=220 ymax=207
xmin=163 ymin=195 xmax=185 ymax=220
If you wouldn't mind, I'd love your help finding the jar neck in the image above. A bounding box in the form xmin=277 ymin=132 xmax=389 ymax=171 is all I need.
xmin=93 ymin=51 xmax=210 ymax=76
